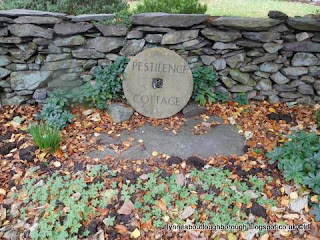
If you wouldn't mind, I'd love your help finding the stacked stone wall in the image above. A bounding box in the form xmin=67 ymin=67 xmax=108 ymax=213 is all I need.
xmin=0 ymin=9 xmax=319 ymax=105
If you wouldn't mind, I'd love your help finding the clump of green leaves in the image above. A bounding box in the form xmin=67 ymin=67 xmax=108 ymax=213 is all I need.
xmin=135 ymin=0 xmax=207 ymax=14
xmin=98 ymin=9 xmax=132 ymax=28
xmin=29 ymin=124 xmax=60 ymax=153
xmin=36 ymin=90 xmax=74 ymax=130
xmin=267 ymin=131 xmax=320 ymax=192
xmin=1 ymin=0 xmax=128 ymax=15
xmin=14 ymin=165 xmax=117 ymax=240
xmin=192 ymin=66 xmax=219 ymax=106
xmin=72 ymin=56 xmax=129 ymax=109
xmin=234 ymin=93 xmax=249 ymax=106
xmin=316 ymin=109 xmax=320 ymax=129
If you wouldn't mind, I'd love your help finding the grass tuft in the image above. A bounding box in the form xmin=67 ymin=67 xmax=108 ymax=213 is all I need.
xmin=29 ymin=123 xmax=60 ymax=153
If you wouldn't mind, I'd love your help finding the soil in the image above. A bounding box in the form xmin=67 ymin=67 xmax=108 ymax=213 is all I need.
xmin=267 ymin=112 xmax=294 ymax=123
xmin=186 ymin=156 xmax=205 ymax=169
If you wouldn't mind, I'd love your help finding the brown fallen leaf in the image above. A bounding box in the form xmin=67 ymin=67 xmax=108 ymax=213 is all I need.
xmin=115 ymin=224 xmax=128 ymax=234
xmin=156 ymin=199 xmax=167 ymax=212
xmin=117 ymin=200 xmax=135 ymax=215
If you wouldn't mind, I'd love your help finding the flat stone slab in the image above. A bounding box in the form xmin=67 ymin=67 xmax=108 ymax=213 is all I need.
xmin=88 ymin=116 xmax=246 ymax=159
xmin=0 ymin=9 xmax=66 ymax=17
xmin=132 ymin=13 xmax=209 ymax=28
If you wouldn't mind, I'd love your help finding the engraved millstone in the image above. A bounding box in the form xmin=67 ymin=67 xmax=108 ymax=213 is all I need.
xmin=123 ymin=47 xmax=193 ymax=118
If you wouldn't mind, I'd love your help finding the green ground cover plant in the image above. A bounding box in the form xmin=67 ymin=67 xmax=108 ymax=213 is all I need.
xmin=127 ymin=167 xmax=275 ymax=228
xmin=12 ymin=166 xmax=275 ymax=238
xmin=134 ymin=0 xmax=207 ymax=14
xmin=29 ymin=124 xmax=60 ymax=153
xmin=13 ymin=166 xmax=117 ymax=240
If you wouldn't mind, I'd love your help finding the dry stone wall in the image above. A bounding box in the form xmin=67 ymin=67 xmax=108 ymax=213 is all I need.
xmin=0 ymin=9 xmax=319 ymax=106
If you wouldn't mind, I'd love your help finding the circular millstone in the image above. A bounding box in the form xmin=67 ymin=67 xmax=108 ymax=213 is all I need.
xmin=123 ymin=47 xmax=193 ymax=118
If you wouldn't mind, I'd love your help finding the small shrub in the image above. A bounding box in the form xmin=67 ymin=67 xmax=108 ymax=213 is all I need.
xmin=135 ymin=0 xmax=207 ymax=14
xmin=36 ymin=90 xmax=74 ymax=130
xmin=1 ymin=0 xmax=128 ymax=15
xmin=72 ymin=56 xmax=129 ymax=109
xmin=98 ymin=9 xmax=132 ymax=28
xmin=267 ymin=131 xmax=320 ymax=191
xmin=316 ymin=109 xmax=320 ymax=129
xmin=29 ymin=124 xmax=60 ymax=153
xmin=192 ymin=66 xmax=218 ymax=106
xmin=234 ymin=93 xmax=249 ymax=106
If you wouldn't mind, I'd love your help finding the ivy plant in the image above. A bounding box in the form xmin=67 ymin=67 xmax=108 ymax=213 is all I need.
xmin=72 ymin=56 xmax=129 ymax=109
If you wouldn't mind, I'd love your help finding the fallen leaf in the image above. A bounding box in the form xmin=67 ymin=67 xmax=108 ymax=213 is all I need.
xmin=53 ymin=161 xmax=61 ymax=168
xmin=290 ymin=196 xmax=308 ymax=213
xmin=289 ymin=192 xmax=298 ymax=199
xmin=117 ymin=200 xmax=135 ymax=215
xmin=228 ymin=233 xmax=237 ymax=240
xmin=269 ymin=107 xmax=276 ymax=113
xmin=0 ymin=189 xmax=6 ymax=196
xmin=176 ymin=174 xmax=185 ymax=186
xmin=115 ymin=224 xmax=128 ymax=234
xmin=152 ymin=151 xmax=159 ymax=157
xmin=179 ymin=206 xmax=194 ymax=219
xmin=0 ymin=206 xmax=6 ymax=221
xmin=156 ymin=199 xmax=167 ymax=212
xmin=130 ymin=228 xmax=140 ymax=239
xmin=311 ymin=195 xmax=318 ymax=203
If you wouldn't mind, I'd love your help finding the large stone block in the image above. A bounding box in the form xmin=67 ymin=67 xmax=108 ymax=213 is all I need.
xmin=107 ymin=103 xmax=134 ymax=123
xmin=70 ymin=14 xmax=114 ymax=22
xmin=132 ymin=13 xmax=209 ymax=27
xmin=287 ymin=18 xmax=320 ymax=32
xmin=161 ymin=30 xmax=199 ymax=45
xmin=53 ymin=35 xmax=86 ymax=47
xmin=41 ymin=59 xmax=86 ymax=71
xmin=0 ymin=67 xmax=10 ymax=79
xmin=96 ymin=24 xmax=128 ymax=37
xmin=8 ymin=24 xmax=53 ymax=39
xmin=0 ymin=27 xmax=8 ymax=37
xmin=283 ymin=41 xmax=320 ymax=53
xmin=86 ymin=37 xmax=125 ymax=53
xmin=120 ymin=39 xmax=146 ymax=56
xmin=230 ymin=84 xmax=253 ymax=92
xmin=229 ymin=69 xmax=250 ymax=84
xmin=242 ymin=31 xmax=280 ymax=43
xmin=14 ymin=16 xmax=62 ymax=24
xmin=53 ymin=22 xmax=93 ymax=35
xmin=2 ymin=95 xmax=30 ymax=105
xmin=72 ymin=49 xmax=105 ymax=59
xmin=291 ymin=52 xmax=319 ymax=67
xmin=201 ymin=28 xmax=241 ymax=42
xmin=281 ymin=67 xmax=308 ymax=77
xmin=10 ymin=71 xmax=52 ymax=90
xmin=0 ymin=9 xmax=66 ymax=17
xmin=211 ymin=17 xmax=282 ymax=31
xmin=0 ymin=55 xmax=11 ymax=67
